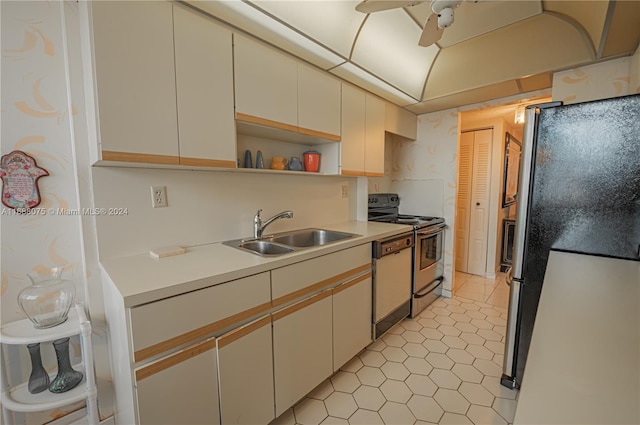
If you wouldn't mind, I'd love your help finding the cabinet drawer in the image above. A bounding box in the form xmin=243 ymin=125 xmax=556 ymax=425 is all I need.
xmin=130 ymin=272 xmax=270 ymax=362
xmin=271 ymin=244 xmax=371 ymax=307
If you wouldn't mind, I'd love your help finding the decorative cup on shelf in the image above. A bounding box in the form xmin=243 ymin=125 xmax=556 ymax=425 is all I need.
xmin=243 ymin=149 xmax=253 ymax=168
xmin=270 ymin=156 xmax=288 ymax=170
xmin=288 ymin=156 xmax=303 ymax=171
xmin=255 ymin=150 xmax=265 ymax=169
xmin=49 ymin=337 xmax=83 ymax=393
xmin=18 ymin=266 xmax=75 ymax=329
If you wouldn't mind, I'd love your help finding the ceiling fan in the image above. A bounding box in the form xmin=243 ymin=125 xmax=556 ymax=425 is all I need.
xmin=355 ymin=0 xmax=479 ymax=47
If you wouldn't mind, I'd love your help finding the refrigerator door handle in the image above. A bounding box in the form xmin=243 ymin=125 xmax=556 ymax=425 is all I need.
xmin=505 ymin=266 xmax=513 ymax=287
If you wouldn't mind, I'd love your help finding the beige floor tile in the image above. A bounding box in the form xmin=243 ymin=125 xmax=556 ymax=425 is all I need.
xmin=480 ymin=307 xmax=502 ymax=317
xmin=431 ymin=306 xmax=452 ymax=317
xmin=439 ymin=324 xmax=462 ymax=337
xmin=466 ymin=404 xmax=508 ymax=425
xmin=381 ymin=361 xmax=410 ymax=381
xmin=401 ymin=330 xmax=426 ymax=344
xmin=451 ymin=364 xmax=484 ymax=383
xmin=407 ymin=395 xmax=444 ymax=423
xmin=480 ymin=375 xmax=517 ymax=400
xmin=381 ymin=346 xmax=409 ymax=362
xmin=445 ymin=348 xmax=475 ymax=365
xmin=402 ymin=342 xmax=429 ymax=358
xmin=484 ymin=340 xmax=505 ymax=355
xmin=352 ymin=385 xmax=386 ymax=411
xmin=454 ymin=322 xmax=479 ymax=333
xmin=460 ymin=332 xmax=485 ymax=346
xmin=439 ymin=412 xmax=473 ymax=424
xmin=492 ymin=396 xmax=517 ymax=423
xmin=294 ymin=398 xmax=328 ymax=425
xmin=476 ymin=329 xmax=502 ymax=342
xmin=434 ymin=388 xmax=471 ymax=414
xmin=465 ymin=310 xmax=487 ymax=320
xmin=380 ymin=379 xmax=413 ymax=403
xmin=400 ymin=320 xmax=423 ymax=332
xmin=319 ymin=416 xmax=348 ymax=425
xmin=426 ymin=352 xmax=455 ymax=369
xmin=473 ymin=359 xmax=503 ymax=377
xmin=459 ymin=301 xmax=481 ymax=311
xmin=420 ymin=327 xmax=445 ymax=340
xmin=442 ymin=335 xmax=467 ymax=350
xmin=367 ymin=338 xmax=387 ymax=352
xmin=307 ymin=379 xmax=335 ymax=401
xmin=330 ymin=371 xmax=361 ymax=393
xmin=423 ymin=338 xmax=449 ymax=354
xmin=465 ymin=344 xmax=494 ymax=360
xmin=379 ymin=401 xmax=417 ymax=424
xmin=403 ymin=357 xmax=433 ymax=376
xmin=270 ymin=408 xmax=295 ymax=425
xmin=429 ymin=369 xmax=462 ymax=390
xmin=492 ymin=354 xmax=504 ymax=367
xmin=323 ymin=392 xmax=357 ymax=419
xmin=459 ymin=382 xmax=495 ymax=407
xmin=340 ymin=356 xmax=364 ymax=373
xmin=359 ymin=350 xmax=386 ymax=367
xmin=405 ymin=374 xmax=438 ymax=397
xmin=348 ymin=409 xmax=384 ymax=425
xmin=355 ymin=366 xmax=386 ymax=387
xmin=450 ymin=312 xmax=472 ymax=323
xmin=434 ymin=315 xmax=457 ymax=326
xmin=382 ymin=333 xmax=406 ymax=348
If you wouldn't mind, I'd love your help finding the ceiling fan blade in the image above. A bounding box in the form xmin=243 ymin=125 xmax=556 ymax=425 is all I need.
xmin=356 ymin=0 xmax=424 ymax=14
xmin=418 ymin=13 xmax=444 ymax=47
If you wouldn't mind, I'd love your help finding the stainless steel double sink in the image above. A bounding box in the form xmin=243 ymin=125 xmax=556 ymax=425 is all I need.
xmin=223 ymin=228 xmax=360 ymax=256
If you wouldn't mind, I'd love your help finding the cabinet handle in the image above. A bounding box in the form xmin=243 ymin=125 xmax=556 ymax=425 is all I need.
xmin=217 ymin=316 xmax=271 ymax=349
xmin=272 ymin=264 xmax=370 ymax=308
xmin=272 ymin=290 xmax=332 ymax=321
xmin=332 ymin=272 xmax=371 ymax=295
xmin=135 ymin=337 xmax=216 ymax=381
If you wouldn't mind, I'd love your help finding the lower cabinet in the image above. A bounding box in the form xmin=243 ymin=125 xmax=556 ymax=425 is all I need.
xmin=135 ymin=339 xmax=220 ymax=425
xmin=273 ymin=290 xmax=333 ymax=417
xmin=333 ymin=274 xmax=373 ymax=371
xmin=217 ymin=315 xmax=275 ymax=425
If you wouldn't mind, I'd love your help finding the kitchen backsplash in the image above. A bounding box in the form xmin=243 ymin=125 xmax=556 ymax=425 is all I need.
xmin=92 ymin=167 xmax=351 ymax=259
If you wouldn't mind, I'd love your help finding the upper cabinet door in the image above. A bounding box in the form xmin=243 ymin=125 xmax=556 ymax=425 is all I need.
xmin=234 ymin=35 xmax=298 ymax=129
xmin=365 ymin=94 xmax=385 ymax=176
xmin=91 ymin=1 xmax=179 ymax=163
xmin=173 ymin=6 xmax=236 ymax=168
xmin=298 ymin=63 xmax=341 ymax=140
xmin=385 ymin=102 xmax=417 ymax=140
xmin=340 ymin=84 xmax=366 ymax=176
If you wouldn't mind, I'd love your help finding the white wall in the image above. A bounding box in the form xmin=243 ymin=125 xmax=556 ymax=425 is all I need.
xmin=92 ymin=167 xmax=351 ymax=259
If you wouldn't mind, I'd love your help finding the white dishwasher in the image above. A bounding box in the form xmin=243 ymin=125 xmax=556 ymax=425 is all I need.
xmin=372 ymin=231 xmax=414 ymax=339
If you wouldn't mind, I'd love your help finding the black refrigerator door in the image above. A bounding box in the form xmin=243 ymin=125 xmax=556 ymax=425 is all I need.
xmin=515 ymin=94 xmax=640 ymax=385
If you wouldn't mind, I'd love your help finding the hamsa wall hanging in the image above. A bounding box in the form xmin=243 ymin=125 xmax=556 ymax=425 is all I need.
xmin=0 ymin=150 xmax=49 ymax=210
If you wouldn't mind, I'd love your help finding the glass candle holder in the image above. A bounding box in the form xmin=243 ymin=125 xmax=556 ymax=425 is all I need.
xmin=18 ymin=267 xmax=75 ymax=329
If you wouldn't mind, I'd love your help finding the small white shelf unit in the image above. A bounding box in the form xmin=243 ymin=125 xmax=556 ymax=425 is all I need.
xmin=0 ymin=304 xmax=98 ymax=424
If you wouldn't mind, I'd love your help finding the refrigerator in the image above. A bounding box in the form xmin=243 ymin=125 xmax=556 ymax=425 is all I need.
xmin=501 ymin=94 xmax=640 ymax=389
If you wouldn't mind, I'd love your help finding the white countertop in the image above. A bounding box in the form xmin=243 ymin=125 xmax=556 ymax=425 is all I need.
xmin=100 ymin=221 xmax=412 ymax=307
xmin=514 ymin=251 xmax=640 ymax=425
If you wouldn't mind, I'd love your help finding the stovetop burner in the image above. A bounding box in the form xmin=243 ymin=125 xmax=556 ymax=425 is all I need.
xmin=368 ymin=194 xmax=445 ymax=229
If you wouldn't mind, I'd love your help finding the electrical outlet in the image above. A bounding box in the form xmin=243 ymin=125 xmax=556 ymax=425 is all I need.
xmin=341 ymin=185 xmax=349 ymax=198
xmin=151 ymin=186 xmax=167 ymax=208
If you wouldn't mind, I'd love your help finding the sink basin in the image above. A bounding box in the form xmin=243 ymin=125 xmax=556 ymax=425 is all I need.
xmin=237 ymin=240 xmax=294 ymax=256
xmin=223 ymin=228 xmax=360 ymax=257
xmin=269 ymin=228 xmax=357 ymax=247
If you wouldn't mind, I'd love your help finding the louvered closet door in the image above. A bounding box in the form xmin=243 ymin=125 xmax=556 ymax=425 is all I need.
xmin=456 ymin=129 xmax=492 ymax=275
xmin=456 ymin=132 xmax=473 ymax=273
xmin=467 ymin=129 xmax=493 ymax=276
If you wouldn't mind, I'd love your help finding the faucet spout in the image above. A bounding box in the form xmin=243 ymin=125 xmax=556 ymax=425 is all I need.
xmin=253 ymin=209 xmax=294 ymax=239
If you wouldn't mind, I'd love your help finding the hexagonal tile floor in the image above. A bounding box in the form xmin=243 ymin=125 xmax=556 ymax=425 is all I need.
xmin=271 ymin=272 xmax=518 ymax=425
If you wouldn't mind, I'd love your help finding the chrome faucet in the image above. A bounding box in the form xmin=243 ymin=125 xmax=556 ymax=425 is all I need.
xmin=253 ymin=209 xmax=294 ymax=239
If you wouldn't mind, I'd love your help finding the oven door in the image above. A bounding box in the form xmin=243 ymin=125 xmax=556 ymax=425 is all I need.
xmin=414 ymin=225 xmax=445 ymax=292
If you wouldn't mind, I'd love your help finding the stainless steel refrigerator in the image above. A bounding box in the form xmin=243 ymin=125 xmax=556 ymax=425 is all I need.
xmin=501 ymin=94 xmax=640 ymax=389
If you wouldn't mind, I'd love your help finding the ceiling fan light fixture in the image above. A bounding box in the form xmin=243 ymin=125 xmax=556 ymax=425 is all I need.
xmin=437 ymin=7 xmax=454 ymax=28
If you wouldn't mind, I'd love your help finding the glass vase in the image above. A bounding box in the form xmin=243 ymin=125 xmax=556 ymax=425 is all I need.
xmin=49 ymin=337 xmax=83 ymax=393
xmin=18 ymin=267 xmax=75 ymax=329
xmin=26 ymin=343 xmax=50 ymax=394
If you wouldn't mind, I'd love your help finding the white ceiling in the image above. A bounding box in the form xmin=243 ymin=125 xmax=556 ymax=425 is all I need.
xmin=186 ymin=0 xmax=640 ymax=114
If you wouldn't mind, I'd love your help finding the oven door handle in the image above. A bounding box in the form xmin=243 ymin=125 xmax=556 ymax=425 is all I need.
xmin=414 ymin=276 xmax=444 ymax=299
xmin=416 ymin=225 xmax=446 ymax=237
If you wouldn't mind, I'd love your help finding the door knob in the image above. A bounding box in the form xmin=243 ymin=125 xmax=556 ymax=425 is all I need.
xmin=476 ymin=202 xmax=480 ymax=206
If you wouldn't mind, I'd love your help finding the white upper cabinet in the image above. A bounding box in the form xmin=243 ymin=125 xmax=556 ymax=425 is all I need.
xmin=234 ymin=35 xmax=298 ymax=129
xmin=298 ymin=62 xmax=341 ymax=140
xmin=340 ymin=84 xmax=385 ymax=176
xmin=91 ymin=1 xmax=179 ymax=164
xmin=173 ymin=6 xmax=236 ymax=168
xmin=365 ymin=94 xmax=385 ymax=176
xmin=340 ymin=84 xmax=366 ymax=175
xmin=385 ymin=102 xmax=418 ymax=140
